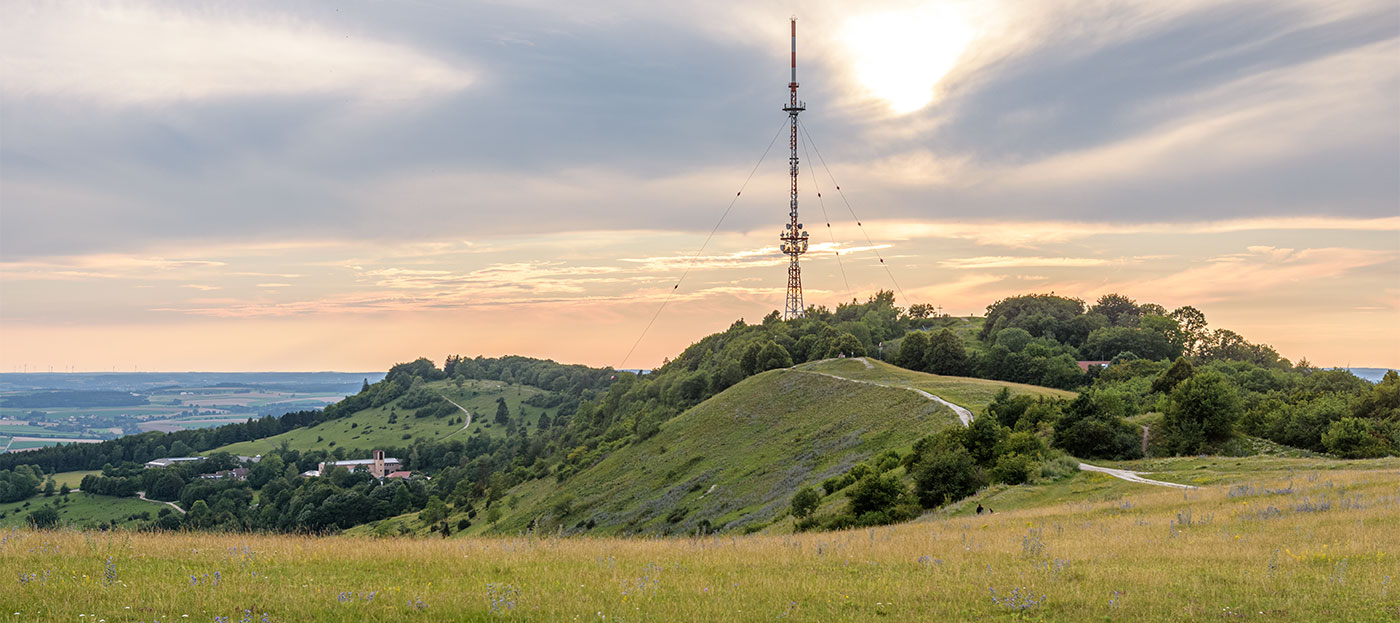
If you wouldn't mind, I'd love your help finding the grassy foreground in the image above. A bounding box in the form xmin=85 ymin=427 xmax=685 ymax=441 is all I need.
xmin=3 ymin=466 xmax=1397 ymax=622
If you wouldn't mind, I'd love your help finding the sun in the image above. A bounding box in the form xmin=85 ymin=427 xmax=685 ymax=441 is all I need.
xmin=842 ymin=7 xmax=976 ymax=114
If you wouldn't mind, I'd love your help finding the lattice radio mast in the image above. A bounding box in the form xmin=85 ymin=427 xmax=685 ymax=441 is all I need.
xmin=780 ymin=16 xmax=810 ymax=320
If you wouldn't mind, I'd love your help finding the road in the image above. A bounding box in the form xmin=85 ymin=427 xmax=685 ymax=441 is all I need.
xmin=136 ymin=491 xmax=187 ymax=514
xmin=798 ymin=363 xmax=1193 ymax=489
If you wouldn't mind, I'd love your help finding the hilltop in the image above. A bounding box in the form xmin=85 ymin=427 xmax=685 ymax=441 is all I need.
xmin=363 ymin=358 xmax=1071 ymax=537
xmin=216 ymin=378 xmax=557 ymax=456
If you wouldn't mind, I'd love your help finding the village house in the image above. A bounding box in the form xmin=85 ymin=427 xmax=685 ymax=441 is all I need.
xmin=198 ymin=467 xmax=249 ymax=481
xmin=143 ymin=456 xmax=205 ymax=469
xmin=143 ymin=455 xmax=261 ymax=469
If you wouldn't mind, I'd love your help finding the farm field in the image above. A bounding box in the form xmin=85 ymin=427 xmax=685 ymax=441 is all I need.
xmin=0 ymin=372 xmax=379 ymax=446
xmin=1 ymin=466 xmax=1395 ymax=621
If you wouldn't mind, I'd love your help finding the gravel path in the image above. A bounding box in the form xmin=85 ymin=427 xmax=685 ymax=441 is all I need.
xmin=439 ymin=394 xmax=473 ymax=438
xmin=137 ymin=491 xmax=186 ymax=514
xmin=1077 ymin=463 xmax=1196 ymax=489
xmin=797 ymin=365 xmax=1192 ymax=489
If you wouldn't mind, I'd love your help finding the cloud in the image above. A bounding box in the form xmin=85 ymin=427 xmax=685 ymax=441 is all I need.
xmin=0 ymin=3 xmax=473 ymax=105
xmin=940 ymin=256 xmax=1113 ymax=269
xmin=1097 ymin=246 xmax=1397 ymax=303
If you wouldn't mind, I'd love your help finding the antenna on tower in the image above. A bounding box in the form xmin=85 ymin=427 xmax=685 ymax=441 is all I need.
xmin=780 ymin=16 xmax=809 ymax=320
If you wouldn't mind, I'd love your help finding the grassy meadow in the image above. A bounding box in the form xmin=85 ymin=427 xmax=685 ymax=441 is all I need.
xmin=216 ymin=379 xmax=556 ymax=456
xmin=3 ymin=464 xmax=1395 ymax=622
xmin=0 ymin=492 xmax=164 ymax=530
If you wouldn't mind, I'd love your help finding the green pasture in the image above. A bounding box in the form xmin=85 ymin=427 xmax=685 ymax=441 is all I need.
xmin=215 ymin=379 xmax=557 ymax=456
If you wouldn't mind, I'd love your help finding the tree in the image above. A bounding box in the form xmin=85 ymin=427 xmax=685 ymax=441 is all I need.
xmin=421 ymin=495 xmax=447 ymax=525
xmin=913 ymin=446 xmax=983 ymax=508
xmin=827 ymin=333 xmax=866 ymax=358
xmin=755 ymin=341 xmax=794 ymax=372
xmin=1090 ymin=293 xmax=1140 ymax=327
xmin=43 ymin=479 xmax=55 ymax=497
xmin=895 ymin=331 xmax=930 ymax=371
xmin=187 ymin=500 xmax=212 ymax=529
xmin=1052 ymin=394 xmax=1142 ymax=460
xmin=495 ymin=397 xmax=509 ymax=425
xmin=1170 ymin=306 xmax=1209 ymax=357
xmin=1152 ymin=357 xmax=1195 ymax=395
xmin=993 ymin=328 xmax=1033 ymax=353
xmin=1082 ymin=326 xmax=1177 ymax=361
xmin=790 ymin=486 xmax=821 ymax=519
xmin=1162 ymin=371 xmax=1242 ymax=454
xmin=248 ymin=454 xmax=285 ymax=489
xmin=925 ymin=329 xmax=970 ymax=376
xmin=845 ymin=473 xmax=907 ymax=517
xmin=980 ymin=294 xmax=1086 ymax=343
xmin=964 ymin=415 xmax=1007 ymax=466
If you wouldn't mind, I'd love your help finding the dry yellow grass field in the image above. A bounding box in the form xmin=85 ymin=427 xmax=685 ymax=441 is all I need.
xmin=3 ymin=467 xmax=1396 ymax=622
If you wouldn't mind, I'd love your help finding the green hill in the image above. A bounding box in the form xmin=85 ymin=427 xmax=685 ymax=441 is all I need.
xmin=217 ymin=378 xmax=558 ymax=456
xmin=358 ymin=358 xmax=1071 ymax=537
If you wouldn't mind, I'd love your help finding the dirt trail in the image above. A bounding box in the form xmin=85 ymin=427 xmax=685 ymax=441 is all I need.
xmin=796 ymin=368 xmax=973 ymax=426
xmin=439 ymin=394 xmax=473 ymax=438
xmin=136 ymin=491 xmax=187 ymax=514
xmin=799 ymin=365 xmax=1193 ymax=489
xmin=1077 ymin=462 xmax=1195 ymax=490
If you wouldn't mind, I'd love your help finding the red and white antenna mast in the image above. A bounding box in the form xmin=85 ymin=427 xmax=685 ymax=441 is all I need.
xmin=780 ymin=16 xmax=809 ymax=320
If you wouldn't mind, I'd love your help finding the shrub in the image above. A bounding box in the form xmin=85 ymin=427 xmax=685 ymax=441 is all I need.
xmin=1162 ymin=371 xmax=1242 ymax=454
xmin=27 ymin=505 xmax=59 ymax=529
xmin=846 ymin=473 xmax=908 ymax=517
xmin=1323 ymin=418 xmax=1392 ymax=458
xmin=991 ymin=452 xmax=1034 ymax=485
xmin=1052 ymin=394 xmax=1142 ymax=460
xmin=790 ymin=486 xmax=821 ymax=519
xmin=1036 ymin=454 xmax=1081 ymax=482
xmin=913 ymin=446 xmax=984 ymax=508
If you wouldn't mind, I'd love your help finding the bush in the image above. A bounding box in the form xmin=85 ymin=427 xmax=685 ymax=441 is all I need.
xmin=1037 ymin=454 xmax=1081 ymax=482
xmin=1052 ymin=394 xmax=1142 ymax=460
xmin=991 ymin=452 xmax=1034 ymax=485
xmin=846 ymin=473 xmax=908 ymax=517
xmin=1323 ymin=418 xmax=1392 ymax=458
xmin=1162 ymin=371 xmax=1242 ymax=454
xmin=913 ymin=446 xmax=984 ymax=508
xmin=27 ymin=505 xmax=59 ymax=529
xmin=790 ymin=486 xmax=821 ymax=519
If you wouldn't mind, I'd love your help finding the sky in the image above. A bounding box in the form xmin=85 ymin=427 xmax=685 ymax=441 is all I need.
xmin=1 ymin=0 xmax=1397 ymax=372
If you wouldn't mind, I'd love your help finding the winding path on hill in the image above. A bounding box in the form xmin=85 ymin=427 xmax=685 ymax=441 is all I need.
xmin=438 ymin=394 xmax=473 ymax=439
xmin=1075 ymin=463 xmax=1195 ymax=490
xmin=797 ymin=363 xmax=1194 ymax=490
xmin=797 ymin=365 xmax=973 ymax=426
xmin=136 ymin=491 xmax=186 ymax=514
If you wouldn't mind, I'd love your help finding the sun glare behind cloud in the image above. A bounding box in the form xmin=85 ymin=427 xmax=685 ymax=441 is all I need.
xmin=842 ymin=6 xmax=976 ymax=114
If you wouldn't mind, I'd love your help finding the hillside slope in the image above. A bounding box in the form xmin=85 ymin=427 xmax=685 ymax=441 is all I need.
xmin=371 ymin=359 xmax=1071 ymax=537
xmin=217 ymin=378 xmax=556 ymax=456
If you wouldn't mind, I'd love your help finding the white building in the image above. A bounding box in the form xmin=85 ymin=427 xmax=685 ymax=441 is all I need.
xmin=317 ymin=449 xmax=402 ymax=479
